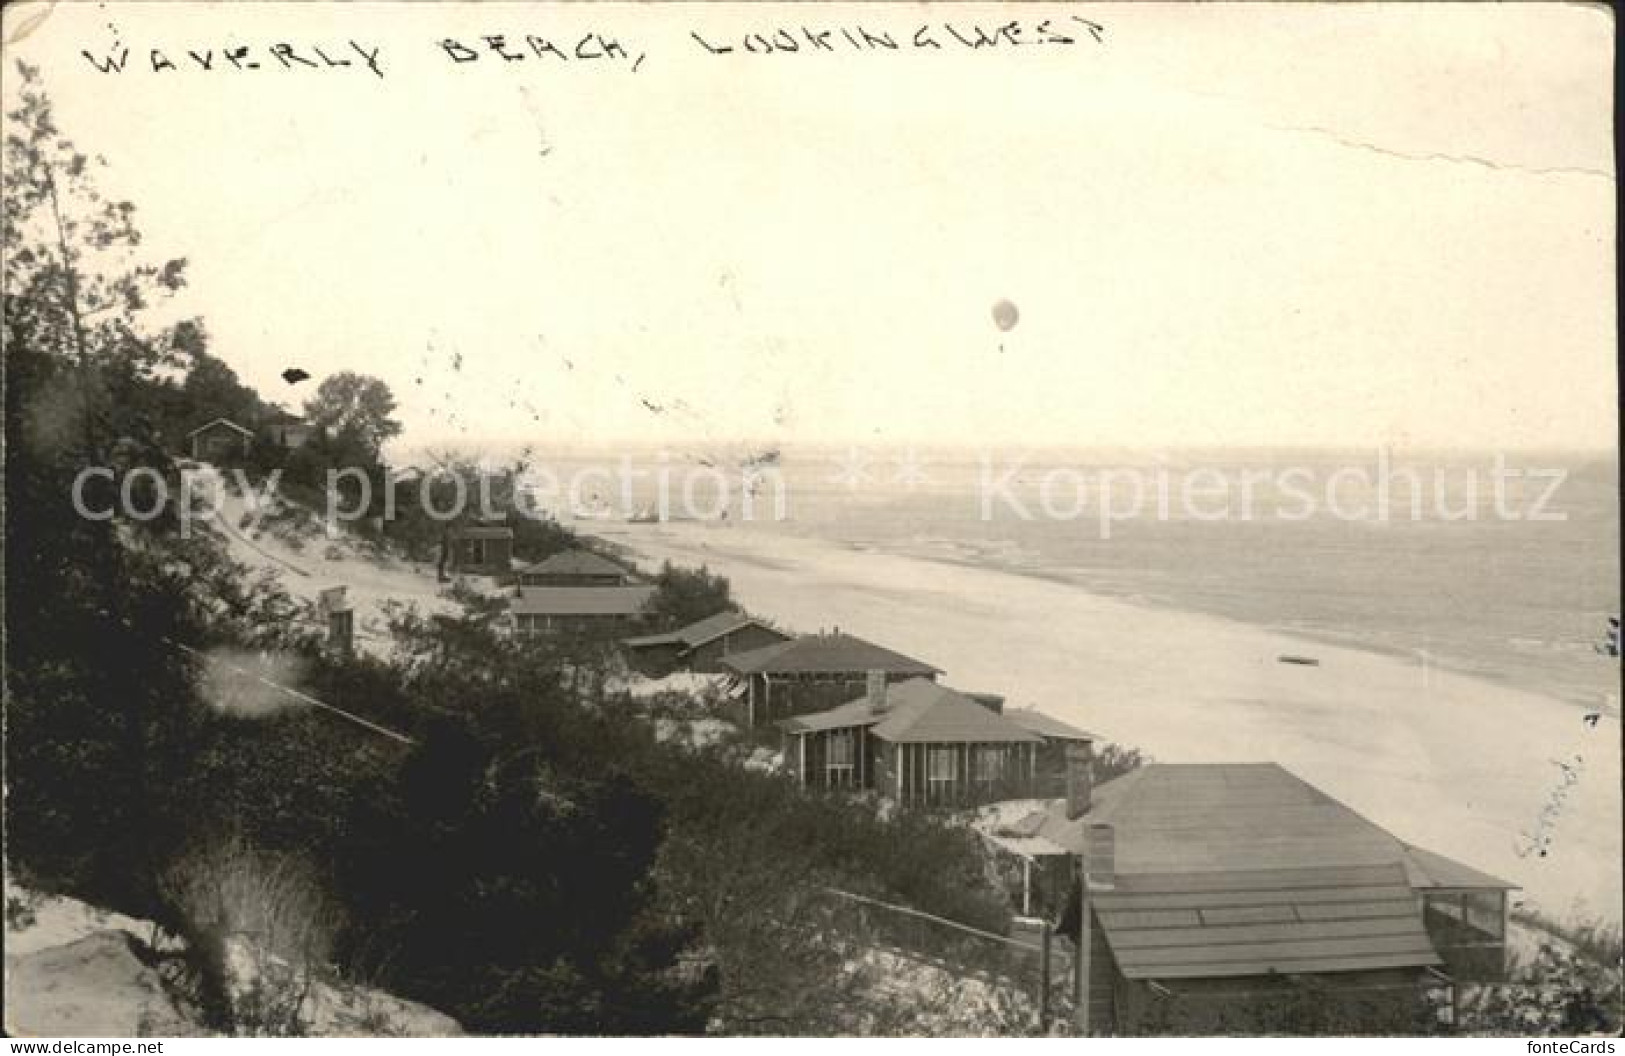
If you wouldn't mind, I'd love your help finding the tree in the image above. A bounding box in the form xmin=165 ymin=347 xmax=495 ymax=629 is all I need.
xmin=182 ymin=346 xmax=265 ymax=429
xmin=302 ymin=371 xmax=401 ymax=463
xmin=647 ymin=561 xmax=734 ymax=631
xmin=3 ymin=62 xmax=197 ymax=405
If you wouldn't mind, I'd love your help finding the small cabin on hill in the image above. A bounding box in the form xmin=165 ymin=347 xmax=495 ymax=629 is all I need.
xmin=517 ymin=548 xmax=633 ymax=588
xmin=719 ymin=629 xmax=942 ymax=726
xmin=781 ymin=675 xmax=1097 ymax=807
xmin=443 ymin=523 xmax=514 ymax=577
xmin=186 ymin=417 xmax=254 ymax=462
xmin=623 ymin=611 xmax=791 ymax=674
xmin=996 ymin=762 xmax=1515 ymax=1035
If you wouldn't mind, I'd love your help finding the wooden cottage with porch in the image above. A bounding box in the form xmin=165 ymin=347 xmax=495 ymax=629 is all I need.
xmin=512 ymin=584 xmax=656 ymax=638
xmin=623 ymin=611 xmax=791 ymax=674
xmin=781 ymin=675 xmax=1098 ymax=807
xmin=509 ymin=548 xmax=653 ymax=638
xmin=994 ymin=762 xmax=1515 ymax=1035
xmin=720 ymin=630 xmax=941 ymax=727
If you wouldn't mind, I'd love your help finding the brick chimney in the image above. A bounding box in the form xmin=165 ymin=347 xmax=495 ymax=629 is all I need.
xmin=1064 ymin=742 xmax=1094 ymax=820
xmin=866 ymin=669 xmax=889 ymax=713
xmin=1085 ymin=822 xmax=1115 ymax=890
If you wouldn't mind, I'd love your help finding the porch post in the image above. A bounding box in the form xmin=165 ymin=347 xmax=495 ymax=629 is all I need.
xmin=1075 ymin=850 xmax=1092 ymax=1034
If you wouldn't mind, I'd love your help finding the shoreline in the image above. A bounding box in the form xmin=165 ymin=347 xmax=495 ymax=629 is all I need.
xmin=594 ymin=518 xmax=1623 ymax=927
xmin=603 ymin=517 xmax=1618 ymax=713
xmin=833 ymin=536 xmax=1615 ymax=712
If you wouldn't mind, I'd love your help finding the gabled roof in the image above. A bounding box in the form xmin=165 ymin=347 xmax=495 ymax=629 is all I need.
xmin=1093 ymin=862 xmax=1442 ymax=980
xmin=186 ymin=416 xmax=254 ymax=438
xmin=512 ymin=585 xmax=655 ymax=616
xmin=518 ymin=548 xmax=629 ymax=577
xmin=784 ymin=678 xmax=1042 ymax=745
xmin=623 ymin=610 xmax=787 ymax=651
xmin=720 ymin=632 xmax=941 ymax=676
xmin=1003 ymin=708 xmax=1098 ymax=742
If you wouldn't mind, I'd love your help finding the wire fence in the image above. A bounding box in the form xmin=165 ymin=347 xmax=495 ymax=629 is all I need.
xmin=813 ymin=887 xmax=1076 ymax=1032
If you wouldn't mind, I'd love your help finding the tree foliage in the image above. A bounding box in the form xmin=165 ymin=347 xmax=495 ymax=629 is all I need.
xmin=647 ymin=560 xmax=735 ymax=631
xmin=302 ymin=371 xmax=402 ymax=463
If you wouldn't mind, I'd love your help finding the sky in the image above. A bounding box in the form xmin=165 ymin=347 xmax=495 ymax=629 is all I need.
xmin=2 ymin=2 xmax=1616 ymax=453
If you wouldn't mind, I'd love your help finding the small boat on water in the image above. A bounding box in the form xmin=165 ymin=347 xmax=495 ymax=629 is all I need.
xmin=1278 ymin=654 xmax=1320 ymax=667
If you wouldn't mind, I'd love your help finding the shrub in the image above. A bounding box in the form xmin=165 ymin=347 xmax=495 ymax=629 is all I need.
xmin=159 ymin=836 xmax=342 ymax=1036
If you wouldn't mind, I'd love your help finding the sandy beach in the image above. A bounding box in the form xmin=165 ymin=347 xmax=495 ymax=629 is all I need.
xmin=597 ymin=518 xmax=1622 ymax=927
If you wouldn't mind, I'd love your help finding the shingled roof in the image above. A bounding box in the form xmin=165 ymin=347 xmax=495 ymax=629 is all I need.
xmin=511 ymin=585 xmax=654 ymax=616
xmin=720 ymin=632 xmax=941 ymax=677
xmin=1003 ymin=708 xmax=1098 ymax=742
xmin=784 ymin=678 xmax=1043 ymax=745
xmin=1092 ymin=862 xmax=1442 ymax=980
xmin=519 ymin=548 xmax=630 ymax=577
xmin=1030 ymin=764 xmax=1516 ymax=882
xmin=623 ymin=610 xmax=784 ymax=650
xmin=185 ymin=416 xmax=253 ymax=438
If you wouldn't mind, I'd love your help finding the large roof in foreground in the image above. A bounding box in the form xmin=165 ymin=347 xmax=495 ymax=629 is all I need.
xmin=720 ymin=632 xmax=941 ymax=676
xmin=1093 ymin=862 xmax=1441 ymax=980
xmin=1027 ymin=764 xmax=1516 ymax=888
xmin=785 ymin=678 xmax=1045 ymax=745
xmin=1013 ymin=763 xmax=1511 ymax=981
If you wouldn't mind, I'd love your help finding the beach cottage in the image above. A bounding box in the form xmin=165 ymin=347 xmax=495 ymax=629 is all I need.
xmin=623 ymin=611 xmax=791 ymax=674
xmin=719 ymin=629 xmax=942 ymax=726
xmin=781 ymin=675 xmax=1095 ymax=807
xmin=509 ymin=547 xmax=653 ymax=637
xmin=443 ymin=522 xmax=515 ymax=577
xmin=994 ymin=761 xmax=1514 ymax=1034
xmin=186 ymin=417 xmax=254 ymax=462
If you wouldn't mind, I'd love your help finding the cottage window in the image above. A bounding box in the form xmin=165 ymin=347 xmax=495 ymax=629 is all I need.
xmin=974 ymin=746 xmax=1005 ymax=783
xmin=927 ymin=747 xmax=957 ymax=784
xmin=826 ymin=730 xmax=856 ymax=787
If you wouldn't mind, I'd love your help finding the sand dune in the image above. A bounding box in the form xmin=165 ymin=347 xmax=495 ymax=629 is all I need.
xmin=599 ymin=520 xmax=1622 ymax=926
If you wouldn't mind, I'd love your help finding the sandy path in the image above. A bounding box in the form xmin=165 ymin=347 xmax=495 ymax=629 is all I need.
xmin=598 ymin=520 xmax=1622 ymax=926
xmin=187 ymin=464 xmax=465 ymax=653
